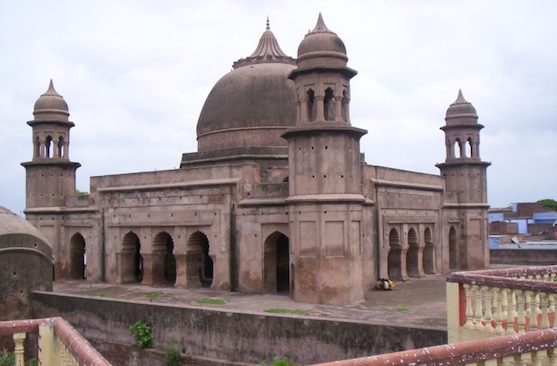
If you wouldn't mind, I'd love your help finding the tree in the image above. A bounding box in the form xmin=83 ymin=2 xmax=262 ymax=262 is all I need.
xmin=537 ymin=199 xmax=557 ymax=211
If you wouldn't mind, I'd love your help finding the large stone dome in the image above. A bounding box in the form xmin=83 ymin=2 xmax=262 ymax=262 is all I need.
xmin=196 ymin=22 xmax=296 ymax=153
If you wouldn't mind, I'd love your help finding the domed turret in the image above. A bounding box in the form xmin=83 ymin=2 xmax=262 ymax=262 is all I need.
xmin=196 ymin=19 xmax=296 ymax=153
xmin=296 ymin=13 xmax=348 ymax=69
xmin=445 ymin=89 xmax=478 ymax=124
xmin=33 ymin=79 xmax=69 ymax=121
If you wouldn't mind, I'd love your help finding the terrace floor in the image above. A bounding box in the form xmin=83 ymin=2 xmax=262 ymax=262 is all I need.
xmin=54 ymin=274 xmax=448 ymax=330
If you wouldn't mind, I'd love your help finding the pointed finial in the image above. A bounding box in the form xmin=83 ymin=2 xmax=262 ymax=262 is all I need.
xmin=312 ymin=12 xmax=330 ymax=33
xmin=266 ymin=16 xmax=270 ymax=30
xmin=454 ymin=89 xmax=468 ymax=104
xmin=43 ymin=79 xmax=61 ymax=96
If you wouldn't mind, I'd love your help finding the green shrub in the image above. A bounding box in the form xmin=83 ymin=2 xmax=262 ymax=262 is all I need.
xmin=129 ymin=321 xmax=153 ymax=348
xmin=0 ymin=350 xmax=14 ymax=366
xmin=164 ymin=345 xmax=182 ymax=366
xmin=262 ymin=357 xmax=296 ymax=366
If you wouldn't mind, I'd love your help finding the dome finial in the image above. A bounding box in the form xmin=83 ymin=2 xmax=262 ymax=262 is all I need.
xmin=312 ymin=12 xmax=330 ymax=33
xmin=44 ymin=79 xmax=61 ymax=97
xmin=266 ymin=16 xmax=270 ymax=30
xmin=455 ymin=89 xmax=467 ymax=104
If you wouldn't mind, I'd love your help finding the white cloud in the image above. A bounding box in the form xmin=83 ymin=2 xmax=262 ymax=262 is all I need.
xmin=1 ymin=0 xmax=556 ymax=215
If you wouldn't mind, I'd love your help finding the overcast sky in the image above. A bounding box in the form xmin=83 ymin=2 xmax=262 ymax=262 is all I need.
xmin=1 ymin=0 xmax=556 ymax=215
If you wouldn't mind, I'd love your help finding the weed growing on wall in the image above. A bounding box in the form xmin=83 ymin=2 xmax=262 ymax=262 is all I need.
xmin=129 ymin=321 xmax=153 ymax=348
xmin=164 ymin=345 xmax=182 ymax=366
xmin=262 ymin=356 xmax=296 ymax=366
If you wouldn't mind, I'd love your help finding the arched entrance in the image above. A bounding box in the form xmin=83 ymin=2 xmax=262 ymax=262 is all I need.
xmin=69 ymin=233 xmax=86 ymax=280
xmin=122 ymin=232 xmax=142 ymax=283
xmin=388 ymin=229 xmax=402 ymax=280
xmin=263 ymin=232 xmax=290 ymax=293
xmin=406 ymin=228 xmax=419 ymax=277
xmin=186 ymin=231 xmax=213 ymax=288
xmin=449 ymin=226 xmax=457 ymax=270
xmin=152 ymin=232 xmax=176 ymax=286
xmin=423 ymin=228 xmax=435 ymax=274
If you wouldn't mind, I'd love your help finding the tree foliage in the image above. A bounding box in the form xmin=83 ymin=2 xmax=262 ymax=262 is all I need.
xmin=537 ymin=199 xmax=557 ymax=211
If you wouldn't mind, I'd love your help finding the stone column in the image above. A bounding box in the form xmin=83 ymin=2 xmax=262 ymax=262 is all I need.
xmin=141 ymin=253 xmax=154 ymax=286
xmin=174 ymin=254 xmax=188 ymax=288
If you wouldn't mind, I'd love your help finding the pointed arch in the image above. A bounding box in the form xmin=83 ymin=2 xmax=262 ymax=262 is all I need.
xmin=263 ymin=231 xmax=290 ymax=293
xmin=454 ymin=139 xmax=461 ymax=159
xmin=306 ymin=89 xmax=316 ymax=122
xmin=449 ymin=226 xmax=457 ymax=270
xmin=45 ymin=135 xmax=53 ymax=158
xmin=466 ymin=137 xmax=473 ymax=158
xmin=69 ymin=233 xmax=86 ymax=280
xmin=121 ymin=231 xmax=142 ymax=283
xmin=406 ymin=228 xmax=419 ymax=277
xmin=152 ymin=231 xmax=176 ymax=286
xmin=186 ymin=231 xmax=213 ymax=288
xmin=387 ymin=228 xmax=402 ymax=280
xmin=324 ymin=87 xmax=336 ymax=121
xmin=423 ymin=227 xmax=435 ymax=274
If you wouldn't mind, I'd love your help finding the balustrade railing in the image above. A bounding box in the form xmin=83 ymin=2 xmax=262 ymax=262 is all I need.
xmin=310 ymin=327 xmax=557 ymax=366
xmin=0 ymin=317 xmax=110 ymax=366
xmin=447 ymin=265 xmax=557 ymax=343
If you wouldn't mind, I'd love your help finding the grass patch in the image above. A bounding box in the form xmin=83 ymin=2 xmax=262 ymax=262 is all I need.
xmin=197 ymin=298 xmax=226 ymax=305
xmin=145 ymin=291 xmax=162 ymax=302
xmin=263 ymin=308 xmax=309 ymax=316
xmin=395 ymin=305 xmax=409 ymax=313
xmin=96 ymin=293 xmax=107 ymax=298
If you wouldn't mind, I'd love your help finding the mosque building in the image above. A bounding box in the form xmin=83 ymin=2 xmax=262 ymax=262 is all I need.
xmin=21 ymin=14 xmax=490 ymax=305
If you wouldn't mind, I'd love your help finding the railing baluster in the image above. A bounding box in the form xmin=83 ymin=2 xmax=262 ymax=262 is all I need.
xmin=527 ymin=291 xmax=538 ymax=330
xmin=494 ymin=287 xmax=505 ymax=335
xmin=517 ymin=290 xmax=526 ymax=334
xmin=541 ymin=293 xmax=550 ymax=329
xmin=549 ymin=347 xmax=557 ymax=366
xmin=533 ymin=349 xmax=548 ymax=366
xmin=484 ymin=286 xmax=494 ymax=332
xmin=464 ymin=284 xmax=474 ymax=329
xmin=474 ymin=285 xmax=484 ymax=330
xmin=502 ymin=355 xmax=518 ymax=366
xmin=13 ymin=332 xmax=26 ymax=366
xmin=520 ymin=352 xmax=533 ymax=366
xmin=484 ymin=359 xmax=498 ymax=366
xmin=507 ymin=289 xmax=517 ymax=334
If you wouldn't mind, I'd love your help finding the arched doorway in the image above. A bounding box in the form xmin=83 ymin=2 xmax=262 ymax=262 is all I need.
xmin=388 ymin=229 xmax=402 ymax=280
xmin=122 ymin=232 xmax=142 ymax=283
xmin=263 ymin=232 xmax=290 ymax=293
xmin=186 ymin=231 xmax=213 ymax=288
xmin=152 ymin=232 xmax=176 ymax=286
xmin=423 ymin=228 xmax=435 ymax=274
xmin=449 ymin=226 xmax=457 ymax=270
xmin=406 ymin=228 xmax=419 ymax=277
xmin=70 ymin=233 xmax=86 ymax=280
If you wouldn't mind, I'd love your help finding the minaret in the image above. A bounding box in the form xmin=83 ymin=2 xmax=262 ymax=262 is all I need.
xmin=283 ymin=14 xmax=368 ymax=305
xmin=436 ymin=90 xmax=490 ymax=269
xmin=21 ymin=80 xmax=81 ymax=209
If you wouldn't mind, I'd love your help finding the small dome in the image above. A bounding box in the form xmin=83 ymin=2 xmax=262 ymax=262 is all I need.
xmin=33 ymin=80 xmax=69 ymax=121
xmin=297 ymin=13 xmax=347 ymax=67
xmin=196 ymin=21 xmax=296 ymax=152
xmin=0 ymin=206 xmax=50 ymax=246
xmin=446 ymin=89 xmax=477 ymax=118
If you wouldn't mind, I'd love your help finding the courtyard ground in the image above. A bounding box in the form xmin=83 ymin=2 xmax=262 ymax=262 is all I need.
xmin=54 ymin=274 xmax=448 ymax=330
